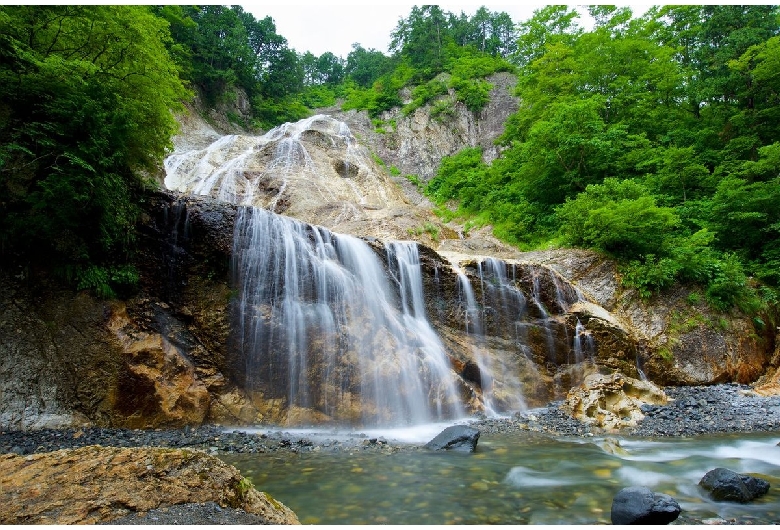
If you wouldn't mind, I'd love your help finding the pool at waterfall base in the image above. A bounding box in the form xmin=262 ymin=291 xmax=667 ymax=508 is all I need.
xmin=221 ymin=426 xmax=780 ymax=525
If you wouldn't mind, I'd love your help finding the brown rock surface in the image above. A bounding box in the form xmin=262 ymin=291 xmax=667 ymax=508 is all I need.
xmin=0 ymin=445 xmax=299 ymax=525
xmin=561 ymin=372 xmax=668 ymax=431
xmin=108 ymin=304 xmax=211 ymax=428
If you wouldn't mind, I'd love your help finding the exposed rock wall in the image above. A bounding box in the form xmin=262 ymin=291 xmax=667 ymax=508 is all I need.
xmin=2 ymin=191 xmax=776 ymax=430
xmin=332 ymin=72 xmax=519 ymax=185
xmin=517 ymin=249 xmax=773 ymax=386
xmin=0 ymin=191 xmax=239 ymax=431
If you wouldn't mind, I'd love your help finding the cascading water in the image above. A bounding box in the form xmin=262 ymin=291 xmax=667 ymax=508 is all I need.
xmin=447 ymin=257 xmax=534 ymax=414
xmin=385 ymin=242 xmax=465 ymax=420
xmin=164 ymin=115 xmax=359 ymax=210
xmin=232 ymin=209 xmax=464 ymax=426
xmin=164 ymin=113 xmax=602 ymax=424
xmin=451 ymin=261 xmax=497 ymax=414
xmin=572 ymin=319 xmax=595 ymax=365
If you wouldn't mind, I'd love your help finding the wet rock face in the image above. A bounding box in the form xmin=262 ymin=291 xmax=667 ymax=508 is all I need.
xmin=164 ymin=114 xmax=430 ymax=242
xmin=516 ymin=249 xmax=775 ymax=390
xmin=0 ymin=445 xmax=299 ymax=524
xmin=0 ymin=191 xmax=241 ymax=431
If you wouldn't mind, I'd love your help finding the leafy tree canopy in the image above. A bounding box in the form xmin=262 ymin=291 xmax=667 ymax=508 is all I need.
xmin=425 ymin=4 xmax=780 ymax=315
xmin=0 ymin=5 xmax=189 ymax=296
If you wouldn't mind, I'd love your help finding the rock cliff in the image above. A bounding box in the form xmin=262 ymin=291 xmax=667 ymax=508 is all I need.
xmin=0 ymin=78 xmax=776 ymax=431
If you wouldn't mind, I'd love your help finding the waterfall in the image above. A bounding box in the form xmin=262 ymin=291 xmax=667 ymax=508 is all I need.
xmin=449 ymin=258 xmax=528 ymax=415
xmin=164 ymin=115 xmax=355 ymax=210
xmin=162 ymin=114 xmax=605 ymax=425
xmin=232 ymin=208 xmax=463 ymax=426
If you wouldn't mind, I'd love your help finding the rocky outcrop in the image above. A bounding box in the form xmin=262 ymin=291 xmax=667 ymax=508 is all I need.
xmin=165 ymin=113 xmax=440 ymax=243
xmin=561 ymin=373 xmax=668 ymax=431
xmin=107 ymin=304 xmax=211 ymax=428
xmin=2 ymin=189 xmax=774 ymax=428
xmin=0 ymin=273 xmax=120 ymax=430
xmin=515 ymin=249 xmax=774 ymax=388
xmin=333 ymin=72 xmax=519 ymax=184
xmin=0 ymin=445 xmax=299 ymax=524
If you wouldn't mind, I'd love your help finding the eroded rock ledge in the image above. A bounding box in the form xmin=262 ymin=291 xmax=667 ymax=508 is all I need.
xmin=0 ymin=445 xmax=299 ymax=525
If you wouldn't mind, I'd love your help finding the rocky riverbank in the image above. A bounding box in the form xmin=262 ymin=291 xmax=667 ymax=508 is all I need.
xmin=3 ymin=384 xmax=780 ymax=456
xmin=2 ymin=383 xmax=779 ymax=525
xmin=473 ymin=382 xmax=780 ymax=438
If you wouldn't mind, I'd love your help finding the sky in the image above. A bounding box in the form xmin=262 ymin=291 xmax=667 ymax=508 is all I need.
xmin=246 ymin=4 xmax=548 ymax=58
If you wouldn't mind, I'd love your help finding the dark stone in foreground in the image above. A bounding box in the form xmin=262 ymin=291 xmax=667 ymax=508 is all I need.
xmin=611 ymin=486 xmax=681 ymax=525
xmin=699 ymin=468 xmax=770 ymax=503
xmin=425 ymin=425 xmax=480 ymax=452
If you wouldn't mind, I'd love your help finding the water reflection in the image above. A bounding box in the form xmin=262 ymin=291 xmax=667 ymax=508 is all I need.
xmin=221 ymin=431 xmax=780 ymax=525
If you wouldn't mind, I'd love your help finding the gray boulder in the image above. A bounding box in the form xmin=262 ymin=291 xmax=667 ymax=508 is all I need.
xmin=699 ymin=468 xmax=770 ymax=503
xmin=611 ymin=486 xmax=681 ymax=525
xmin=425 ymin=425 xmax=480 ymax=452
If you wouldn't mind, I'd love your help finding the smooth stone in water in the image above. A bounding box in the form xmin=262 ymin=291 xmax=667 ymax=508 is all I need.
xmin=611 ymin=486 xmax=681 ymax=525
xmin=425 ymin=425 xmax=480 ymax=452
xmin=698 ymin=468 xmax=770 ymax=503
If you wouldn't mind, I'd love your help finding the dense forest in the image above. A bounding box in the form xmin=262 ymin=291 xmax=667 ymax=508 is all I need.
xmin=0 ymin=5 xmax=778 ymax=321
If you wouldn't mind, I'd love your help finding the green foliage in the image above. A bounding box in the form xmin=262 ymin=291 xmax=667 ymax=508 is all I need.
xmin=72 ymin=264 xmax=140 ymax=299
xmin=251 ymin=96 xmax=310 ymax=130
xmin=344 ymin=6 xmax=517 ymax=118
xmin=298 ymin=85 xmax=339 ymax=109
xmin=426 ymin=147 xmax=486 ymax=205
xmin=341 ymin=64 xmax=413 ymax=118
xmin=450 ymin=77 xmax=492 ymax=113
xmin=408 ymin=222 xmax=441 ymax=242
xmin=403 ymin=173 xmax=422 ymax=188
xmin=152 ymin=5 xmax=310 ymax=128
xmin=622 ymin=257 xmax=683 ymax=299
xmin=402 ymin=78 xmax=449 ymax=116
xmin=345 ymin=44 xmax=395 ymax=88
xmin=430 ymin=98 xmax=456 ymax=122
xmin=557 ymin=179 xmax=679 ymax=259
xmin=0 ymin=6 xmax=188 ymax=296
xmin=417 ymin=4 xmax=780 ymax=314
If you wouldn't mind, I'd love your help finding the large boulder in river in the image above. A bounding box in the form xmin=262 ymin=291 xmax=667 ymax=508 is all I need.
xmin=610 ymin=486 xmax=681 ymax=525
xmin=699 ymin=468 xmax=770 ymax=503
xmin=561 ymin=372 xmax=668 ymax=431
xmin=425 ymin=425 xmax=480 ymax=452
xmin=0 ymin=445 xmax=299 ymax=524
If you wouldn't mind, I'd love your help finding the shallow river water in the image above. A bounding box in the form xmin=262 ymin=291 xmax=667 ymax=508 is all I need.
xmin=222 ymin=428 xmax=780 ymax=525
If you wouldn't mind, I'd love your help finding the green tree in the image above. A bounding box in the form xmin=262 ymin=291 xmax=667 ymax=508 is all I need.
xmin=0 ymin=6 xmax=189 ymax=295
xmin=345 ymin=44 xmax=394 ymax=88
xmin=556 ymin=178 xmax=679 ymax=259
xmin=390 ymin=5 xmax=450 ymax=78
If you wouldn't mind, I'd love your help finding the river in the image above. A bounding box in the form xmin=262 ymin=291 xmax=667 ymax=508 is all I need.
xmin=221 ymin=427 xmax=780 ymax=524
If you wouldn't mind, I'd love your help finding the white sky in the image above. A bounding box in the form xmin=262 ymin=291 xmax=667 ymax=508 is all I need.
xmin=246 ymin=4 xmax=548 ymax=57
